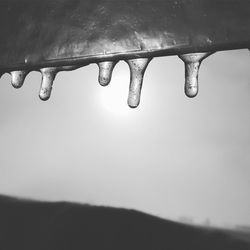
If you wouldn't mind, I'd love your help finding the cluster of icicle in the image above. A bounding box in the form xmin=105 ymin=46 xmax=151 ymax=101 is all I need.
xmin=2 ymin=52 xmax=211 ymax=108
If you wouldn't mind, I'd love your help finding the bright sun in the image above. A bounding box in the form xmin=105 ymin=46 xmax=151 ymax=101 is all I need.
xmin=98 ymin=73 xmax=132 ymax=116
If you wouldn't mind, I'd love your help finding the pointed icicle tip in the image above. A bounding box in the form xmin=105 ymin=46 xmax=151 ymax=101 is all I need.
xmin=126 ymin=58 xmax=151 ymax=108
xmin=11 ymin=70 xmax=29 ymax=89
xmin=39 ymin=68 xmax=58 ymax=101
xmin=98 ymin=61 xmax=117 ymax=86
xmin=179 ymin=52 xmax=212 ymax=98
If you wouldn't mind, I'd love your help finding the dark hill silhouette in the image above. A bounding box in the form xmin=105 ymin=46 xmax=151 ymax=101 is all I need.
xmin=0 ymin=194 xmax=249 ymax=250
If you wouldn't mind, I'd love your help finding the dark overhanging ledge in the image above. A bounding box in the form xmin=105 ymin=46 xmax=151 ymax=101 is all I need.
xmin=0 ymin=0 xmax=249 ymax=107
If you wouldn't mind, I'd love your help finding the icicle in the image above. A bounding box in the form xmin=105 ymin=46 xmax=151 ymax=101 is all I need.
xmin=98 ymin=61 xmax=117 ymax=86
xmin=179 ymin=52 xmax=212 ymax=98
xmin=39 ymin=68 xmax=58 ymax=101
xmin=10 ymin=70 xmax=29 ymax=88
xmin=126 ymin=58 xmax=151 ymax=108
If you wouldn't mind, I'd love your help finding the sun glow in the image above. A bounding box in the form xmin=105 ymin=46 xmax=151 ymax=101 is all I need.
xmin=98 ymin=71 xmax=132 ymax=116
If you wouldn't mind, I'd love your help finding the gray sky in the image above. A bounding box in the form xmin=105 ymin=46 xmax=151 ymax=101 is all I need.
xmin=0 ymin=49 xmax=249 ymax=228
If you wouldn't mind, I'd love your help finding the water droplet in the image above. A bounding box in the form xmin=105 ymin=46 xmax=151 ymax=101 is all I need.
xmin=58 ymin=65 xmax=80 ymax=71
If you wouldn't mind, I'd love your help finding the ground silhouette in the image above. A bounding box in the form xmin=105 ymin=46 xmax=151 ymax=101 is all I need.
xmin=0 ymin=194 xmax=249 ymax=250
